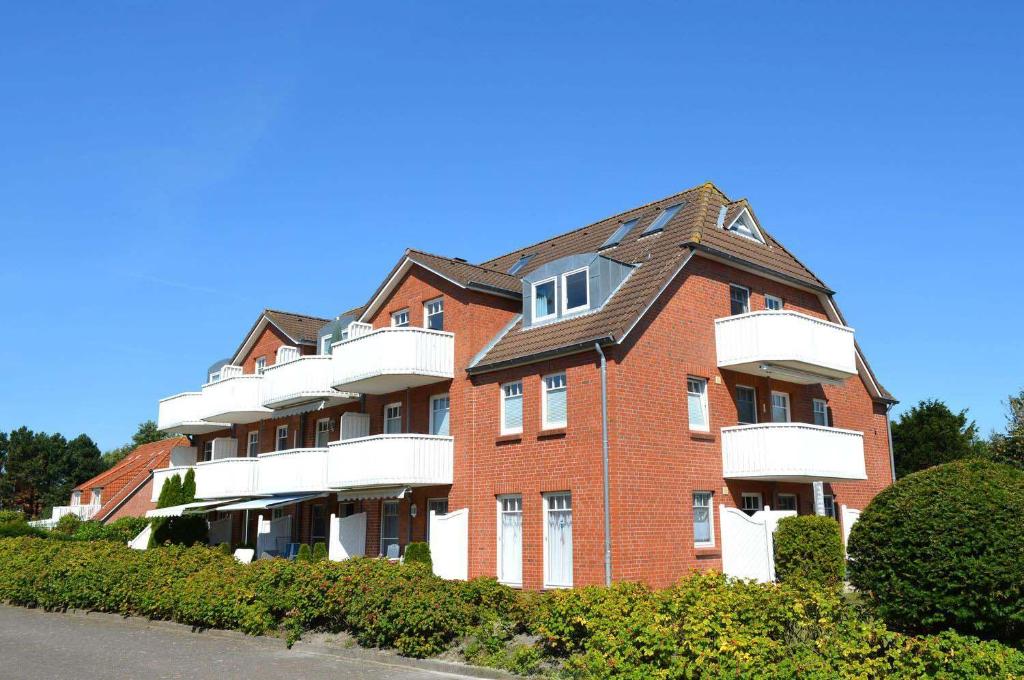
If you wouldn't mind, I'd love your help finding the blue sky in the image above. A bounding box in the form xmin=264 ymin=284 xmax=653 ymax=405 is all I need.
xmin=1 ymin=2 xmax=1021 ymax=450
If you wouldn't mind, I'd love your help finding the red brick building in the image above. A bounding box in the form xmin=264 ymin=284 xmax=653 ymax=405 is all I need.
xmin=154 ymin=182 xmax=895 ymax=588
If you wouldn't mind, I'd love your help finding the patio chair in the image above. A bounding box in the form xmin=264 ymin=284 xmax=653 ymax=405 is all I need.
xmin=283 ymin=543 xmax=301 ymax=560
xmin=386 ymin=543 xmax=400 ymax=560
xmin=233 ymin=548 xmax=255 ymax=564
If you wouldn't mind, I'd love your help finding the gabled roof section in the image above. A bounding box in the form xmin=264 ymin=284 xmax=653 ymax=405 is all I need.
xmin=230 ymin=308 xmax=331 ymax=365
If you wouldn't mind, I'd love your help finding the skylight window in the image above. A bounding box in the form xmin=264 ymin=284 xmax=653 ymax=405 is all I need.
xmin=599 ymin=219 xmax=638 ymax=249
xmin=641 ymin=202 xmax=685 ymax=236
xmin=507 ymin=254 xmax=534 ymax=275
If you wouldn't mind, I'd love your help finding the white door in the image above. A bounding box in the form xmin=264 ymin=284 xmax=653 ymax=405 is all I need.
xmin=544 ymin=492 xmax=573 ymax=588
xmin=498 ymin=496 xmax=522 ymax=586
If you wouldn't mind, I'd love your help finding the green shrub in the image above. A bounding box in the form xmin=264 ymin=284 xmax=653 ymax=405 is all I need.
xmin=848 ymin=458 xmax=1024 ymax=642
xmin=217 ymin=543 xmax=232 ymax=555
xmin=102 ymin=516 xmax=150 ymax=543
xmin=53 ymin=513 xmax=83 ymax=536
xmin=773 ymin=515 xmax=844 ymax=587
xmin=150 ymin=516 xmax=208 ymax=547
xmin=296 ymin=544 xmax=312 ymax=562
xmin=312 ymin=542 xmax=327 ymax=562
xmin=403 ymin=541 xmax=431 ymax=568
xmin=0 ymin=510 xmax=25 ymax=523
xmin=0 ymin=520 xmax=45 ymax=539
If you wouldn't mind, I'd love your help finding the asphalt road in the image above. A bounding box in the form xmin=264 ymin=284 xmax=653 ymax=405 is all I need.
xmin=0 ymin=605 xmax=487 ymax=680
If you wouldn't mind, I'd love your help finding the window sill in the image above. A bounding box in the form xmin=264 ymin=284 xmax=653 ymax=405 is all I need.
xmin=495 ymin=433 xmax=522 ymax=444
xmin=694 ymin=546 xmax=721 ymax=559
xmin=537 ymin=427 xmax=567 ymax=439
xmin=689 ymin=431 xmax=716 ymax=442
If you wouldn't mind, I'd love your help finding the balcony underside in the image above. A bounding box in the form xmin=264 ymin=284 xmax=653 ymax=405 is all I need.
xmin=719 ymin=359 xmax=857 ymax=385
xmin=202 ymin=408 xmax=273 ymax=425
xmin=333 ymin=371 xmax=450 ymax=396
xmin=263 ymin=390 xmax=359 ymax=411
xmin=158 ymin=420 xmax=230 ymax=435
xmin=723 ymin=470 xmax=867 ymax=484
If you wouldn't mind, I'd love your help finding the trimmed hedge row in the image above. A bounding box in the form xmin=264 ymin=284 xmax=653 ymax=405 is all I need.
xmin=0 ymin=537 xmax=1021 ymax=677
xmin=773 ymin=515 xmax=844 ymax=587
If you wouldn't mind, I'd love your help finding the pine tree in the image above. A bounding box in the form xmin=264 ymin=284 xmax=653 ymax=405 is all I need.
xmin=181 ymin=468 xmax=196 ymax=503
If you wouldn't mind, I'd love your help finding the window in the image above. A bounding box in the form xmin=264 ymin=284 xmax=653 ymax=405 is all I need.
xmin=600 ymin=218 xmax=638 ymax=249
xmin=497 ymin=495 xmax=523 ymax=586
xmin=693 ymin=492 xmax=714 ymax=547
xmin=736 ymin=386 xmax=757 ymax=424
xmin=254 ymin=356 xmax=267 ymax=375
xmin=276 ymin=425 xmax=289 ymax=452
xmin=687 ymin=377 xmax=709 ymax=431
xmin=765 ymin=295 xmax=783 ymax=310
xmin=315 ymin=418 xmax=331 ymax=448
xmin=544 ymin=492 xmax=573 ymax=588
xmin=424 ymin=299 xmax=444 ymax=331
xmin=247 ymin=431 xmax=259 ymax=457
xmin=741 ymin=493 xmax=763 ymax=516
xmin=562 ymin=268 xmax=589 ymax=313
xmin=501 ymin=382 xmax=523 ymax=434
xmin=203 ymin=440 xmax=213 ymax=462
xmin=532 ymin=278 xmax=556 ymax=321
xmin=384 ymin=403 xmax=402 ymax=434
xmin=823 ymin=494 xmax=837 ymax=519
xmin=208 ymin=370 xmax=221 ymax=383
xmin=391 ymin=309 xmax=409 ymax=327
xmin=543 ymin=373 xmax=568 ymax=429
xmin=311 ymin=504 xmax=326 ymax=541
xmin=507 ymin=253 xmax=534 ymax=275
xmin=730 ymin=285 xmax=750 ymax=315
xmin=813 ymin=399 xmax=829 ymax=426
xmin=91 ymin=488 xmax=102 ymax=505
xmin=430 ymin=394 xmax=450 ymax=436
xmin=776 ymin=494 xmax=798 ymax=512
xmin=380 ymin=500 xmax=399 ymax=557
xmin=426 ymin=498 xmax=448 ymax=542
xmin=320 ymin=335 xmax=333 ymax=355
xmin=338 ymin=502 xmax=356 ymax=518
xmin=642 ymin=202 xmax=685 ymax=235
xmin=771 ymin=392 xmax=791 ymax=423
xmin=727 ymin=210 xmax=765 ymax=243
xmin=71 ymin=491 xmax=82 ymax=506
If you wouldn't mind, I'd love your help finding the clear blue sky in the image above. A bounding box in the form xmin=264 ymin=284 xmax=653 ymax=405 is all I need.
xmin=1 ymin=2 xmax=1021 ymax=451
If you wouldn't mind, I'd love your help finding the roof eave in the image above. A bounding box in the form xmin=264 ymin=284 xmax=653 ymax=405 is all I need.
xmin=466 ymin=336 xmax=614 ymax=376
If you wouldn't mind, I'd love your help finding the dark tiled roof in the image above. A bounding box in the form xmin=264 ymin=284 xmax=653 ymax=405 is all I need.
xmin=264 ymin=309 xmax=332 ymax=345
xmin=406 ymin=249 xmax=522 ymax=295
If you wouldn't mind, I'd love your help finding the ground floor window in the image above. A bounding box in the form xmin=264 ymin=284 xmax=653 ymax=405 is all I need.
xmin=338 ymin=502 xmax=356 ymax=518
xmin=311 ymin=504 xmax=326 ymax=541
xmin=426 ymin=498 xmax=448 ymax=541
xmin=823 ymin=494 xmax=837 ymax=519
xmin=497 ymin=495 xmax=522 ymax=586
xmin=693 ymin=491 xmax=714 ymax=546
xmin=543 ymin=492 xmax=573 ymax=588
xmin=741 ymin=492 xmax=763 ymax=516
xmin=381 ymin=500 xmax=400 ymax=558
xmin=776 ymin=493 xmax=798 ymax=512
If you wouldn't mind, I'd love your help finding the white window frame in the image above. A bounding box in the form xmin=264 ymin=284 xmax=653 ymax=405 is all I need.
xmin=423 ymin=298 xmax=444 ymax=331
xmin=765 ymin=294 xmax=783 ymax=311
xmin=320 ymin=335 xmax=333 ymax=355
xmin=741 ymin=492 xmax=763 ymax=515
xmin=496 ymin=494 xmax=523 ymax=587
xmin=276 ymin=425 xmax=289 ymax=452
xmin=501 ymin=381 xmax=524 ymax=435
xmin=776 ymin=493 xmax=798 ymax=512
xmin=247 ymin=430 xmax=260 ymax=457
xmin=730 ymin=284 xmax=750 ymax=315
xmin=208 ymin=370 xmax=221 ymax=383
xmin=693 ymin=491 xmax=714 ymax=547
xmin=531 ymin=277 xmax=557 ymax=322
xmin=315 ymin=418 xmax=331 ymax=448
xmin=542 ymin=372 xmax=568 ymax=430
xmin=771 ymin=391 xmax=791 ymax=423
xmin=542 ymin=491 xmax=573 ymax=589
xmin=391 ymin=309 xmax=410 ymax=327
xmin=254 ymin=356 xmax=267 ymax=375
xmin=71 ymin=491 xmax=82 ymax=506
xmin=380 ymin=499 xmax=400 ymax=557
xmin=91 ymin=488 xmax=102 ymax=505
xmin=687 ymin=376 xmax=710 ymax=432
xmin=823 ymin=494 xmax=837 ymax=519
xmin=560 ymin=267 xmax=590 ymax=314
xmin=813 ymin=399 xmax=829 ymax=427
xmin=203 ymin=440 xmax=213 ymax=462
xmin=429 ymin=393 xmax=450 ymax=436
xmin=384 ymin=402 xmax=403 ymax=434
xmin=736 ymin=385 xmax=757 ymax=425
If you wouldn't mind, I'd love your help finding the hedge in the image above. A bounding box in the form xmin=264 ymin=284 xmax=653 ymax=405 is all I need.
xmin=773 ymin=515 xmax=844 ymax=587
xmin=848 ymin=458 xmax=1024 ymax=642
xmin=1 ymin=537 xmax=1021 ymax=677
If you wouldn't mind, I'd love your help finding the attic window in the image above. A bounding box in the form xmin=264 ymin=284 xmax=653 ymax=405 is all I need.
xmin=599 ymin=219 xmax=638 ymax=249
xmin=508 ymin=254 xmax=534 ymax=275
xmin=641 ymin=202 xmax=685 ymax=236
xmin=726 ymin=210 xmax=765 ymax=243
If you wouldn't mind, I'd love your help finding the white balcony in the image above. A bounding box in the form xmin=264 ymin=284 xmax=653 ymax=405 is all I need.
xmin=327 ymin=434 xmax=454 ymax=489
xmin=721 ymin=423 xmax=866 ymax=483
xmin=52 ymin=504 xmax=101 ymax=521
xmin=200 ymin=367 xmax=271 ymax=424
xmin=257 ymin=447 xmax=329 ymax=495
xmin=194 ymin=458 xmax=259 ymax=499
xmin=261 ymin=356 xmax=357 ymax=410
xmin=714 ymin=311 xmax=856 ymax=384
xmin=158 ymin=392 xmax=229 ymax=434
xmin=331 ymin=326 xmax=454 ymax=395
xmin=152 ymin=466 xmax=196 ymax=502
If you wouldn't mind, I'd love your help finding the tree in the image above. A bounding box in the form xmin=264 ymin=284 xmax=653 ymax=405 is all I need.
xmin=42 ymin=434 xmax=103 ymax=513
xmin=989 ymin=389 xmax=1024 ymax=469
xmin=0 ymin=431 xmax=12 ymax=509
xmin=891 ymin=399 xmax=984 ymax=477
xmin=4 ymin=427 xmax=54 ymax=517
xmin=102 ymin=420 xmax=172 ymax=469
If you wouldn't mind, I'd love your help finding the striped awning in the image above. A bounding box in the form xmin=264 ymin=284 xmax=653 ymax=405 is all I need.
xmin=145 ymin=499 xmax=238 ymax=518
xmin=334 ymin=486 xmax=409 ymax=502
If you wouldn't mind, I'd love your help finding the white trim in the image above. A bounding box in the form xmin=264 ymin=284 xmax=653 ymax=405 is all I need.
xmin=496 ymin=494 xmax=523 ymax=587
xmin=741 ymin=492 xmax=763 ymax=514
xmin=686 ymin=376 xmax=710 ymax=432
xmin=813 ymin=398 xmax=829 ymax=427
xmin=541 ymin=372 xmax=568 ymax=430
xmin=320 ymin=335 xmax=333 ymax=355
xmin=275 ymin=424 xmax=289 ymax=452
xmin=359 ymin=258 xmax=463 ymax=324
xmin=560 ymin=267 xmax=590 ymax=314
xmin=500 ymin=381 xmax=524 ymax=435
xmin=230 ymin=314 xmax=313 ymax=366
xmin=429 ymin=393 xmax=450 ymax=436
xmin=380 ymin=499 xmax=400 ymax=557
xmin=391 ymin=308 xmax=410 ymax=328
xmin=765 ymin=294 xmax=783 ymax=310
xmin=384 ymin=402 xmax=403 ymax=434
xmin=729 ymin=283 xmax=751 ymax=315
xmin=693 ymin=490 xmax=715 ymax=548
xmin=735 ymin=384 xmax=757 ymax=424
xmin=254 ymin=356 xmax=267 ymax=375
xmin=723 ymin=207 xmax=766 ymax=244
xmin=315 ymin=417 xmax=332 ymax=447
xmin=771 ymin=391 xmax=791 ymax=423
xmin=423 ymin=297 xmax=444 ymax=331
xmin=247 ymin=430 xmax=260 ymax=457
xmin=531 ymin=276 xmax=557 ymax=322
xmin=542 ymin=491 xmax=573 ymax=589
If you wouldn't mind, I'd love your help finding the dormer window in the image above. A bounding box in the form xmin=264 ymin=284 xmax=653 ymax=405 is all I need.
xmin=642 ymin=202 xmax=685 ymax=236
xmin=533 ymin=278 xmax=556 ymax=321
xmin=600 ymin=218 xmax=638 ymax=249
xmin=725 ymin=208 xmax=766 ymax=243
xmin=562 ymin=268 xmax=589 ymax=313
xmin=208 ymin=370 xmax=221 ymax=383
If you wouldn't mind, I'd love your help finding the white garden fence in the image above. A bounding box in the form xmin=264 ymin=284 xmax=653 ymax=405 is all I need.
xmin=719 ymin=505 xmax=796 ymax=583
xmin=256 ymin=514 xmax=292 ymax=556
xmin=328 ymin=512 xmax=367 ymax=561
xmin=429 ymin=507 xmax=468 ymax=580
xmin=840 ymin=505 xmax=862 ymax=549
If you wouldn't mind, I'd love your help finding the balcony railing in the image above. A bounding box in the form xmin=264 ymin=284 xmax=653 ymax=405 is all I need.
xmin=157 ymin=392 xmax=229 ymax=434
xmin=261 ymin=356 xmax=357 ymax=410
xmin=327 ymin=434 xmax=454 ymax=488
xmin=714 ymin=311 xmax=856 ymax=384
xmin=331 ymin=327 xmax=454 ymax=395
xmin=256 ymin=447 xmax=329 ymax=495
xmin=152 ymin=465 xmax=197 ymax=502
xmin=194 ymin=458 xmax=259 ymax=499
xmin=200 ymin=369 xmax=271 ymax=424
xmin=52 ymin=504 xmax=101 ymax=521
xmin=721 ymin=423 xmax=866 ymax=483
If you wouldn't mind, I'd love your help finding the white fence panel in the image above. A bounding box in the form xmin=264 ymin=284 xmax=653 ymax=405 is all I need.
xmin=128 ymin=524 xmax=152 ymax=550
xmin=429 ymin=508 xmax=468 ymax=580
xmin=841 ymin=505 xmax=862 ymax=549
xmin=256 ymin=514 xmax=292 ymax=556
xmin=208 ymin=517 xmax=232 ymax=546
xmin=719 ymin=505 xmax=796 ymax=583
xmin=328 ymin=512 xmax=367 ymax=561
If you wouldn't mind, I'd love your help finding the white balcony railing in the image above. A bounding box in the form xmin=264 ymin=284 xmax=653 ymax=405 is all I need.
xmin=261 ymin=356 xmax=356 ymax=410
xmin=331 ymin=327 xmax=454 ymax=395
xmin=714 ymin=311 xmax=856 ymax=384
xmin=52 ymin=504 xmax=101 ymax=521
xmin=327 ymin=434 xmax=454 ymax=488
xmin=194 ymin=458 xmax=259 ymax=499
xmin=151 ymin=465 xmax=196 ymax=502
xmin=157 ymin=392 xmax=229 ymax=434
xmin=257 ymin=447 xmax=329 ymax=495
xmin=200 ymin=368 xmax=271 ymax=424
xmin=721 ymin=423 xmax=866 ymax=483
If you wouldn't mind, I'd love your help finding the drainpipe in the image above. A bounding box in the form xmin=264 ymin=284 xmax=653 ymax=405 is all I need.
xmin=885 ymin=403 xmax=897 ymax=482
xmin=594 ymin=343 xmax=612 ymax=586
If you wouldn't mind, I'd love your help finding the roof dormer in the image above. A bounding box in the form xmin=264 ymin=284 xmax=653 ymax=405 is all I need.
xmin=521 ymin=253 xmax=634 ymax=328
xmin=723 ymin=206 xmax=766 ymax=244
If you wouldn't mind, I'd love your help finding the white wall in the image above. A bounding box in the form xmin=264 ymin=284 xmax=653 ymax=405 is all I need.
xmin=328 ymin=512 xmax=367 ymax=561
xmin=429 ymin=508 xmax=468 ymax=580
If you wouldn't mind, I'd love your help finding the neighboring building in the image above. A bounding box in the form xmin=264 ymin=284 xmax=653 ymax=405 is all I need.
xmin=154 ymin=182 xmax=895 ymax=589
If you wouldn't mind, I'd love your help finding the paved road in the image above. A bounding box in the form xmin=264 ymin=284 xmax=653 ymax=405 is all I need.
xmin=0 ymin=605 xmax=486 ymax=680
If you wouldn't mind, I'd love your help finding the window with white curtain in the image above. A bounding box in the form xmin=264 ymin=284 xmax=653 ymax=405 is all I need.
xmin=497 ymin=495 xmax=523 ymax=586
xmin=501 ymin=381 xmax=523 ymax=434
xmin=813 ymin=399 xmax=829 ymax=426
xmin=693 ymin=492 xmax=713 ymax=547
xmin=384 ymin=403 xmax=402 ymax=434
xmin=543 ymin=373 xmax=567 ymax=429
xmin=533 ymin=278 xmax=556 ymax=321
xmin=544 ymin=492 xmax=573 ymax=588
xmin=687 ymin=377 xmax=709 ymax=431
xmin=430 ymin=394 xmax=450 ymax=436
